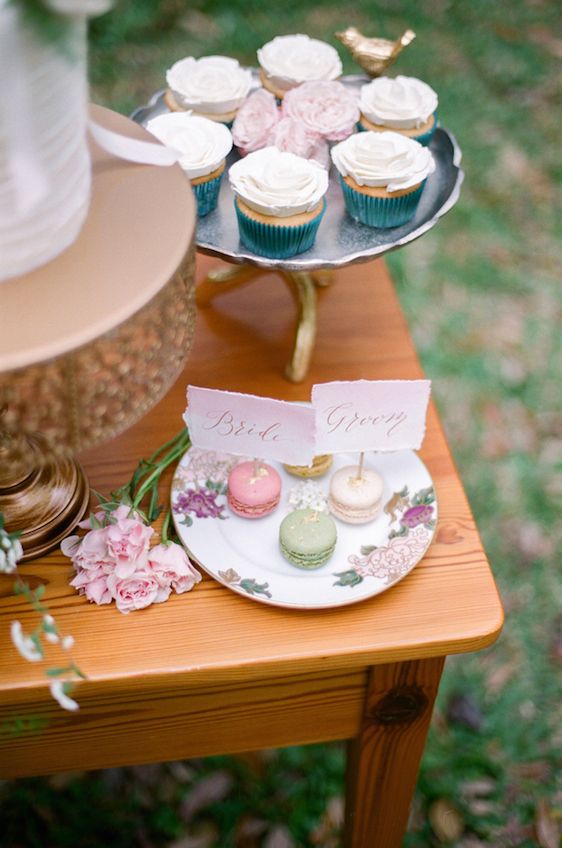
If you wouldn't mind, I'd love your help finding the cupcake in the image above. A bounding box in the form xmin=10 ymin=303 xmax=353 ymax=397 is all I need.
xmin=257 ymin=34 xmax=342 ymax=99
xmin=146 ymin=113 xmax=232 ymax=217
xmin=328 ymin=466 xmax=383 ymax=525
xmin=284 ymin=455 xmax=333 ymax=478
xmin=331 ymin=131 xmax=435 ymax=228
xmin=228 ymin=147 xmax=328 ymax=259
xmin=227 ymin=461 xmax=282 ymax=519
xmin=279 ymin=508 xmax=337 ymax=569
xmin=165 ymin=55 xmax=253 ymax=124
xmin=358 ymin=76 xmax=438 ymax=146
xmin=282 ymin=80 xmax=359 ymax=142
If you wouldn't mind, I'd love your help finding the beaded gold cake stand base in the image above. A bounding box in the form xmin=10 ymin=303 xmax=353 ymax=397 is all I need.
xmin=0 ymin=105 xmax=196 ymax=561
xmin=197 ymin=264 xmax=333 ymax=383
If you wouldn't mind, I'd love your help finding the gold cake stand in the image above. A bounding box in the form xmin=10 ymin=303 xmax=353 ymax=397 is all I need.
xmin=0 ymin=105 xmax=197 ymax=559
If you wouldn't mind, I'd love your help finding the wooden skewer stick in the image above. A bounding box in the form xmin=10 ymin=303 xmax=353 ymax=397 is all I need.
xmin=356 ymin=451 xmax=365 ymax=481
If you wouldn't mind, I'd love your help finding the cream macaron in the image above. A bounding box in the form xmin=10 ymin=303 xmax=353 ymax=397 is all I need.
xmin=328 ymin=465 xmax=384 ymax=524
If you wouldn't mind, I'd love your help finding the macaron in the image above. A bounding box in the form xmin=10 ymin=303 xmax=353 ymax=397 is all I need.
xmin=328 ymin=465 xmax=384 ymax=524
xmin=279 ymin=508 xmax=337 ymax=569
xmin=283 ymin=454 xmax=333 ymax=478
xmin=227 ymin=461 xmax=281 ymax=519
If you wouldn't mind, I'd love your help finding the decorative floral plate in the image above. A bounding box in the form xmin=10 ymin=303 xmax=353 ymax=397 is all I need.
xmin=171 ymin=448 xmax=438 ymax=610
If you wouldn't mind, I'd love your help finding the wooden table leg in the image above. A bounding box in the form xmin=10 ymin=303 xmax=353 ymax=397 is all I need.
xmin=345 ymin=656 xmax=445 ymax=848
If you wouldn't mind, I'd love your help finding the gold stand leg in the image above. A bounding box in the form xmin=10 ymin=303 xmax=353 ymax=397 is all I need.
xmin=197 ymin=263 xmax=334 ymax=383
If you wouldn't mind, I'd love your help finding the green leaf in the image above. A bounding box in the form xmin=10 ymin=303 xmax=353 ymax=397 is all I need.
xmin=46 ymin=666 xmax=73 ymax=677
xmin=239 ymin=578 xmax=272 ymax=598
xmin=41 ymin=621 xmax=58 ymax=635
xmin=88 ymin=512 xmax=103 ymax=529
xmin=30 ymin=633 xmax=44 ymax=658
xmin=413 ymin=486 xmax=435 ymax=506
xmin=180 ymin=515 xmax=193 ymax=527
xmin=389 ymin=525 xmax=409 ymax=540
xmin=91 ymin=488 xmax=110 ymax=505
xmin=71 ymin=663 xmax=87 ymax=680
xmin=33 ymin=585 xmax=45 ymax=601
xmin=333 ymin=570 xmax=363 ymax=587
xmin=360 ymin=545 xmax=377 ymax=555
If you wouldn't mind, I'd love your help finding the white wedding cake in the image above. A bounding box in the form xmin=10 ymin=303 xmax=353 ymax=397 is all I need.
xmin=0 ymin=4 xmax=91 ymax=281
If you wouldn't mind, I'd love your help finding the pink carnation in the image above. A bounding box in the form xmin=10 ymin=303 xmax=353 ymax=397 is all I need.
xmin=282 ymin=81 xmax=359 ymax=141
xmin=60 ymin=528 xmax=112 ymax=572
xmin=107 ymin=570 xmax=170 ymax=615
xmin=232 ymin=89 xmax=280 ymax=155
xmin=70 ymin=566 xmax=113 ymax=605
xmin=147 ymin=542 xmax=202 ymax=594
xmin=105 ymin=505 xmax=153 ymax=579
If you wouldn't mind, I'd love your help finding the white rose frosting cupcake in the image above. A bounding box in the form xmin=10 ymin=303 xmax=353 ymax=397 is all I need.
xmin=146 ymin=113 xmax=232 ymax=217
xmin=228 ymin=146 xmax=328 ymax=258
xmin=359 ymin=76 xmax=438 ymax=146
xmin=165 ymin=55 xmax=253 ymax=123
xmin=331 ymin=131 xmax=435 ymax=228
xmin=257 ymin=34 xmax=342 ymax=99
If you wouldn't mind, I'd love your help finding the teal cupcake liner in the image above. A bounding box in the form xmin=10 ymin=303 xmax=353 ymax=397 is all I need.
xmin=357 ymin=111 xmax=438 ymax=147
xmin=235 ymin=198 xmax=326 ymax=259
xmin=339 ymin=176 xmax=425 ymax=228
xmin=193 ymin=172 xmax=223 ymax=217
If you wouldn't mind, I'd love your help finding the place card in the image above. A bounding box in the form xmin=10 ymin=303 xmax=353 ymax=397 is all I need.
xmin=185 ymin=386 xmax=316 ymax=465
xmin=312 ymin=379 xmax=431 ymax=453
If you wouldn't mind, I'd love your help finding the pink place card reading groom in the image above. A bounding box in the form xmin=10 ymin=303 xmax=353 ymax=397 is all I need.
xmin=312 ymin=379 xmax=431 ymax=453
xmin=185 ymin=386 xmax=316 ymax=466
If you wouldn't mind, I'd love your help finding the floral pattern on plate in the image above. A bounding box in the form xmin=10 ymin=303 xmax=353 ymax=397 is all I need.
xmin=334 ymin=485 xmax=435 ymax=588
xmin=171 ymin=449 xmax=438 ymax=609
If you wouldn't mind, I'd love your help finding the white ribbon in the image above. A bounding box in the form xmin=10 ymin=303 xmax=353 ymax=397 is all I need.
xmin=88 ymin=119 xmax=180 ymax=167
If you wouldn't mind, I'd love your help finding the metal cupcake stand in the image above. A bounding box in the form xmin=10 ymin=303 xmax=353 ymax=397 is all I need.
xmin=132 ymin=74 xmax=463 ymax=382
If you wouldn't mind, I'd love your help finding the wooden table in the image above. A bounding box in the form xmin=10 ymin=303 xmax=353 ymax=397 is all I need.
xmin=0 ymin=254 xmax=503 ymax=847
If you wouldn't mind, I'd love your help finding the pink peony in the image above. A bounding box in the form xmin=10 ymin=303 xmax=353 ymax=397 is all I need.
xmin=70 ymin=566 xmax=113 ymax=605
xmin=147 ymin=542 xmax=202 ymax=594
xmin=105 ymin=506 xmax=153 ymax=579
xmin=232 ymin=89 xmax=280 ymax=155
xmin=282 ymin=81 xmax=360 ymax=141
xmin=107 ymin=570 xmax=170 ymax=615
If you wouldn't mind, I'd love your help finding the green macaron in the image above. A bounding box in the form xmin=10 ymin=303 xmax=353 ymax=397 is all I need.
xmin=279 ymin=508 xmax=337 ymax=570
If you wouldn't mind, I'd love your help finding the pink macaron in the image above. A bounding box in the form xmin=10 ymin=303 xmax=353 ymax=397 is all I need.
xmin=227 ymin=461 xmax=282 ymax=519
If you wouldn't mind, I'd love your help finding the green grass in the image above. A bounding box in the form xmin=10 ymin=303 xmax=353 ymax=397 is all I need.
xmin=3 ymin=1 xmax=562 ymax=845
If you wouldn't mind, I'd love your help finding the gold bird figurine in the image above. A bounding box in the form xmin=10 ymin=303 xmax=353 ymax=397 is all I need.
xmin=336 ymin=27 xmax=416 ymax=77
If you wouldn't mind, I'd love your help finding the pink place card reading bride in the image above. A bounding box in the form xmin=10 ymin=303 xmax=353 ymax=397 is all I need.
xmin=185 ymin=386 xmax=316 ymax=466
xmin=312 ymin=379 xmax=431 ymax=453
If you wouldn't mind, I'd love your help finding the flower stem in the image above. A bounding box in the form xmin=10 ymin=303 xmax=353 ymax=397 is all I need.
xmin=161 ymin=509 xmax=172 ymax=545
xmin=132 ymin=432 xmax=190 ymax=509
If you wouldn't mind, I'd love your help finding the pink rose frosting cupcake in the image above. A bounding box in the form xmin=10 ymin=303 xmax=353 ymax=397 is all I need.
xmin=282 ymin=81 xmax=359 ymax=142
